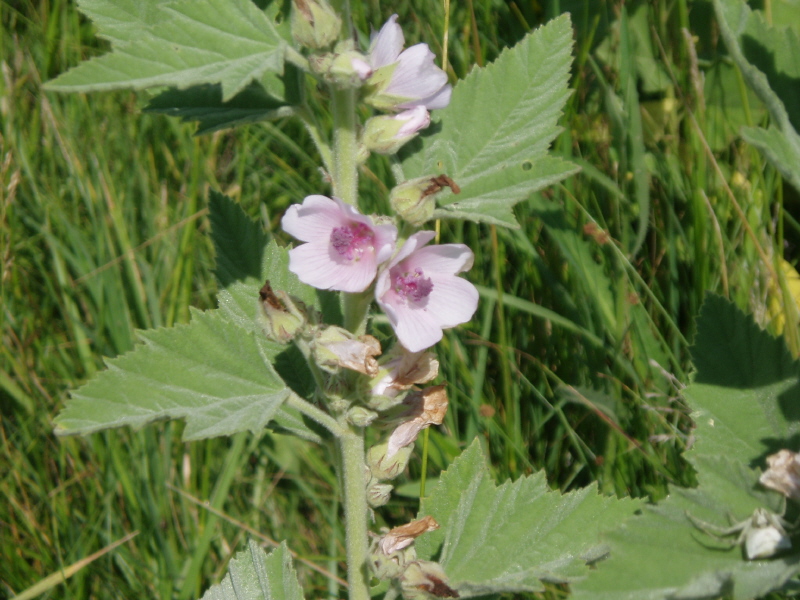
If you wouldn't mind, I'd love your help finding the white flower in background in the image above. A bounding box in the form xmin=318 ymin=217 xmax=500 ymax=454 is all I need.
xmin=375 ymin=231 xmax=478 ymax=352
xmin=364 ymin=14 xmax=452 ymax=112
xmin=282 ymin=195 xmax=397 ymax=293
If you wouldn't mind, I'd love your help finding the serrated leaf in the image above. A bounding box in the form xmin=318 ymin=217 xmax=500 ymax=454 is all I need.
xmin=415 ymin=440 xmax=642 ymax=597
xmin=201 ymin=541 xmax=304 ymax=600
xmin=54 ymin=309 xmax=290 ymax=440
xmin=76 ymin=0 xmax=168 ymax=45
xmin=399 ymin=15 xmax=579 ymax=227
xmin=683 ymin=295 xmax=800 ymax=467
xmin=145 ymin=81 xmax=295 ymax=135
xmin=572 ymin=455 xmax=799 ymax=600
xmin=47 ymin=0 xmax=286 ymax=101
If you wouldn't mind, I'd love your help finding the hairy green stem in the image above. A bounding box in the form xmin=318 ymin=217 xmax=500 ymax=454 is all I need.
xmin=340 ymin=429 xmax=370 ymax=600
xmin=331 ymin=86 xmax=358 ymax=206
xmin=285 ymin=393 xmax=346 ymax=438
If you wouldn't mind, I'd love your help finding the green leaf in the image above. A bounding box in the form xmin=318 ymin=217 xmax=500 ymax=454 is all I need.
xmin=683 ymin=295 xmax=800 ymax=467
xmin=54 ymin=309 xmax=291 ymax=441
xmin=46 ymin=0 xmax=286 ymax=101
xmin=713 ymin=0 xmax=800 ymax=194
xmin=573 ymin=295 xmax=800 ymax=599
xmin=416 ymin=440 xmax=642 ymax=597
xmin=200 ymin=541 xmax=304 ymax=600
xmin=399 ymin=14 xmax=579 ymax=228
xmin=572 ymin=456 xmax=800 ymax=600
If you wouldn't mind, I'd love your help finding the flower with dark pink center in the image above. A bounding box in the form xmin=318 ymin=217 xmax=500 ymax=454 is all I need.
xmin=282 ymin=195 xmax=398 ymax=293
xmin=375 ymin=231 xmax=478 ymax=352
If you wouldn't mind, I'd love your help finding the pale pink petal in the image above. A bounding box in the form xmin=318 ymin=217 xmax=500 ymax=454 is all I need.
xmin=421 ymin=276 xmax=479 ymax=328
xmin=404 ymin=84 xmax=451 ymax=110
xmin=369 ymin=14 xmax=404 ymax=68
xmin=395 ymin=107 xmax=430 ymax=137
xmin=387 ymin=44 xmax=448 ymax=99
xmin=409 ymin=243 xmax=474 ymax=274
xmin=374 ymin=224 xmax=400 ymax=263
xmin=288 ymin=243 xmax=366 ymax=290
xmin=390 ymin=302 xmax=445 ymax=352
xmin=282 ymin=196 xmax=348 ymax=242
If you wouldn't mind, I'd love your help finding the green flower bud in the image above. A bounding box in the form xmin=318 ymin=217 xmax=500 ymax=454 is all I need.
xmin=389 ymin=175 xmax=460 ymax=226
xmin=256 ymin=281 xmax=306 ymax=343
xmin=367 ymin=481 xmax=393 ymax=508
xmin=291 ymin=0 xmax=341 ymax=49
xmin=362 ymin=107 xmax=430 ymax=155
xmin=312 ymin=326 xmax=381 ymax=375
xmin=347 ymin=405 xmax=378 ymax=427
xmin=367 ymin=442 xmax=412 ymax=481
xmin=309 ymin=41 xmax=371 ymax=88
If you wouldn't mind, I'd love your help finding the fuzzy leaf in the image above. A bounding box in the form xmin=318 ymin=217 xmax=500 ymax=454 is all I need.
xmin=713 ymin=0 xmax=800 ymax=193
xmin=200 ymin=541 xmax=304 ymax=600
xmin=54 ymin=309 xmax=290 ymax=441
xmin=415 ymin=440 xmax=642 ymax=597
xmin=46 ymin=0 xmax=286 ymax=101
xmin=399 ymin=14 xmax=579 ymax=228
xmin=573 ymin=295 xmax=800 ymax=599
xmin=683 ymin=295 xmax=800 ymax=467
xmin=571 ymin=455 xmax=800 ymax=600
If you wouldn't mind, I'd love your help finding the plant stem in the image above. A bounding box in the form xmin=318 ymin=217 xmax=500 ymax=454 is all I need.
xmin=340 ymin=429 xmax=370 ymax=600
xmin=331 ymin=86 xmax=358 ymax=206
xmin=286 ymin=393 xmax=346 ymax=438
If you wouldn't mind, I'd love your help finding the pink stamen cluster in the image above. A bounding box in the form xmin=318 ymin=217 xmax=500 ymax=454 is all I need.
xmin=331 ymin=223 xmax=374 ymax=261
xmin=392 ymin=268 xmax=433 ymax=303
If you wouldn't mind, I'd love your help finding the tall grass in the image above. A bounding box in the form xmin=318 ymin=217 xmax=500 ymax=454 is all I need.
xmin=2 ymin=0 xmax=797 ymax=598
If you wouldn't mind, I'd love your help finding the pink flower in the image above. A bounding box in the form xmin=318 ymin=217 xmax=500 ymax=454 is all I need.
xmin=375 ymin=231 xmax=478 ymax=352
xmin=365 ymin=15 xmax=452 ymax=112
xmin=282 ymin=196 xmax=398 ymax=293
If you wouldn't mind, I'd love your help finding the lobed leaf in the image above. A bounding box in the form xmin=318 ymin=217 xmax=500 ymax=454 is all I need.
xmin=415 ymin=440 xmax=642 ymax=597
xmin=683 ymin=295 xmax=800 ymax=468
xmin=46 ymin=0 xmax=286 ymax=101
xmin=399 ymin=14 xmax=579 ymax=227
xmin=200 ymin=541 xmax=304 ymax=600
xmin=571 ymin=460 xmax=800 ymax=600
xmin=54 ymin=309 xmax=291 ymax=440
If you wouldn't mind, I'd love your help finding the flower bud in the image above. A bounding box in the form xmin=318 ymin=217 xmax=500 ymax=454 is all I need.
xmin=347 ymin=405 xmax=378 ymax=427
xmin=309 ymin=42 xmax=371 ymax=88
xmin=760 ymin=449 xmax=800 ymax=501
xmin=313 ymin=326 xmax=381 ymax=375
xmin=389 ymin=174 xmax=460 ymax=226
xmin=363 ymin=107 xmax=430 ymax=155
xmin=367 ymin=481 xmax=394 ymax=508
xmin=256 ymin=281 xmax=306 ymax=343
xmin=367 ymin=442 xmax=412 ymax=480
xmin=400 ymin=560 xmax=459 ymax=599
xmin=291 ymin=0 xmax=341 ymax=49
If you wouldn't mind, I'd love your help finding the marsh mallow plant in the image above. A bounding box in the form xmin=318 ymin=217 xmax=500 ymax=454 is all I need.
xmin=48 ymin=0 xmax=800 ymax=598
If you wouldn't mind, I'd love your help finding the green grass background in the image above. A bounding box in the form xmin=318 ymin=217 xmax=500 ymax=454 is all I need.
xmin=2 ymin=0 xmax=800 ymax=598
